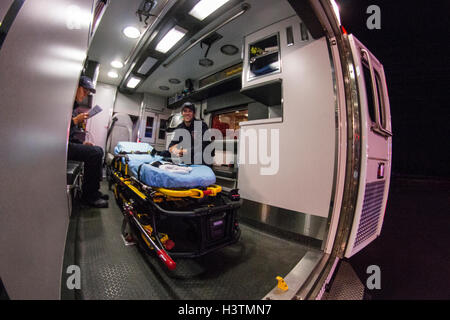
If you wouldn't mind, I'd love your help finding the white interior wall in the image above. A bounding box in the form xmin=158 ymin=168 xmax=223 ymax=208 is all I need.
xmin=143 ymin=93 xmax=167 ymax=112
xmin=113 ymin=91 xmax=142 ymax=116
xmin=238 ymin=35 xmax=336 ymax=218
xmin=0 ymin=0 xmax=93 ymax=299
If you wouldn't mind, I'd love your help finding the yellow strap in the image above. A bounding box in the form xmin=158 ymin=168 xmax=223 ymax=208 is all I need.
xmin=190 ymin=189 xmax=204 ymax=199
xmin=207 ymin=184 xmax=222 ymax=196
xmin=154 ymin=188 xmax=204 ymax=199
xmin=154 ymin=185 xmax=221 ymax=199
xmin=113 ymin=169 xmax=221 ymax=200
xmin=143 ymin=224 xmax=153 ymax=234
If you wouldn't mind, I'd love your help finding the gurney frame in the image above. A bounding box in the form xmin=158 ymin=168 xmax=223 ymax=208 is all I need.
xmin=108 ymin=154 xmax=242 ymax=270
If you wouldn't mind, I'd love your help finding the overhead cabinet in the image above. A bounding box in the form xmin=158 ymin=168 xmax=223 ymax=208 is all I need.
xmin=247 ymin=33 xmax=281 ymax=81
xmin=241 ymin=15 xmax=312 ymax=107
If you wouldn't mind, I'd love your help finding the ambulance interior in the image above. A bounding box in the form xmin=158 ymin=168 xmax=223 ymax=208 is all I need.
xmin=66 ymin=0 xmax=342 ymax=300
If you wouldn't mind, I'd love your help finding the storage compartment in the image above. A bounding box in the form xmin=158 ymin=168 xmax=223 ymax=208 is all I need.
xmin=248 ymin=34 xmax=281 ymax=80
xmin=240 ymin=78 xmax=282 ymax=106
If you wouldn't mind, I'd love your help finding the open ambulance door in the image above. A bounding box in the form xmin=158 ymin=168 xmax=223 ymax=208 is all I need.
xmin=344 ymin=35 xmax=393 ymax=258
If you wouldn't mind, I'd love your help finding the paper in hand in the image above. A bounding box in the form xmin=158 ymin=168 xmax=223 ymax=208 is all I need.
xmin=88 ymin=105 xmax=102 ymax=118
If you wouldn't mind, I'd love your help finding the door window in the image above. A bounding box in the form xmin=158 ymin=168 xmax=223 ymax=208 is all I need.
xmin=145 ymin=116 xmax=154 ymax=138
xmin=374 ymin=70 xmax=386 ymax=129
xmin=361 ymin=61 xmax=376 ymax=124
xmin=360 ymin=49 xmax=391 ymax=136
xmin=158 ymin=118 xmax=167 ymax=140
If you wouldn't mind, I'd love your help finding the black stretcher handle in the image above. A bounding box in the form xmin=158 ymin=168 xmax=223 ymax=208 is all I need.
xmin=150 ymin=198 xmax=242 ymax=217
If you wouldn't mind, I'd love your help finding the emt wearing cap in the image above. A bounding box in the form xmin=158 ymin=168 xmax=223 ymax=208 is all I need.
xmin=168 ymin=102 xmax=213 ymax=165
xmin=67 ymin=76 xmax=108 ymax=208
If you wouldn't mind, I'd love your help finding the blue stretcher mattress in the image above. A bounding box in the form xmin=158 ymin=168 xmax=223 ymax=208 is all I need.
xmin=115 ymin=142 xmax=216 ymax=189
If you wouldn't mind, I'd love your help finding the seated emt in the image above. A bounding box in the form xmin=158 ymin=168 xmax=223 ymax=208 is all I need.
xmin=67 ymin=76 xmax=109 ymax=208
xmin=168 ymin=102 xmax=214 ymax=165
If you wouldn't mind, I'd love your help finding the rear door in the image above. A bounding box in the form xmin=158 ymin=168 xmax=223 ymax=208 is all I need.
xmin=345 ymin=35 xmax=392 ymax=257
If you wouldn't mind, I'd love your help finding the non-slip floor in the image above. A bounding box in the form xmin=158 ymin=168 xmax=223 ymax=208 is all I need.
xmin=68 ymin=183 xmax=312 ymax=300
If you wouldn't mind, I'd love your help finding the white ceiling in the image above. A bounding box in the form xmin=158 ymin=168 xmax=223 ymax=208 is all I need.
xmin=88 ymin=0 xmax=296 ymax=97
xmin=87 ymin=0 xmax=167 ymax=87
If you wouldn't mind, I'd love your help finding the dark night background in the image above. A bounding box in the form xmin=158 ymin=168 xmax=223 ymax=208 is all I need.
xmin=339 ymin=0 xmax=450 ymax=299
xmin=339 ymin=0 xmax=450 ymax=178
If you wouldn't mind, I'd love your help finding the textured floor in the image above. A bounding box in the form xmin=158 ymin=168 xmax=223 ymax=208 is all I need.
xmin=322 ymin=261 xmax=364 ymax=300
xmin=70 ymin=183 xmax=311 ymax=300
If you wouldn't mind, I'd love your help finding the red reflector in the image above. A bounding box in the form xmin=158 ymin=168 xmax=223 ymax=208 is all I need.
xmin=341 ymin=25 xmax=348 ymax=34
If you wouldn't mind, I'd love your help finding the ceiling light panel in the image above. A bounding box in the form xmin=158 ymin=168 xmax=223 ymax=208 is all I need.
xmin=189 ymin=0 xmax=231 ymax=21
xmin=155 ymin=26 xmax=187 ymax=53
xmin=137 ymin=56 xmax=158 ymax=74
xmin=127 ymin=77 xmax=141 ymax=88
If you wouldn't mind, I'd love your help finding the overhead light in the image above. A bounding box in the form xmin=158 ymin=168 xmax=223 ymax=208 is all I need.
xmin=155 ymin=26 xmax=187 ymax=53
xmin=220 ymin=44 xmax=239 ymax=56
xmin=137 ymin=56 xmax=158 ymax=74
xmin=126 ymin=77 xmax=141 ymax=88
xmin=189 ymin=0 xmax=231 ymax=21
xmin=159 ymin=86 xmax=170 ymax=91
xmin=123 ymin=26 xmax=141 ymax=39
xmin=199 ymin=58 xmax=213 ymax=67
xmin=169 ymin=78 xmax=181 ymax=84
xmin=107 ymin=71 xmax=119 ymax=78
xmin=111 ymin=60 xmax=124 ymax=68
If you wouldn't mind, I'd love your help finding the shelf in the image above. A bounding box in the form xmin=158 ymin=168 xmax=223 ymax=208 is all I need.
xmin=239 ymin=117 xmax=282 ymax=127
xmin=250 ymin=50 xmax=279 ymax=63
xmin=240 ymin=78 xmax=282 ymax=106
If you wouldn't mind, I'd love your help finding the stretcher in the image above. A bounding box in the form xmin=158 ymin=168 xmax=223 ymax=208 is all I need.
xmin=108 ymin=142 xmax=241 ymax=271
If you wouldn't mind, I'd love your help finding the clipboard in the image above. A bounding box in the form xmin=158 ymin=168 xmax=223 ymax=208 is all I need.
xmin=88 ymin=105 xmax=102 ymax=118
